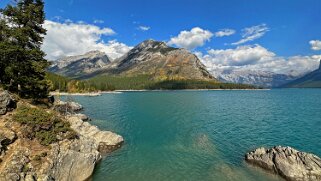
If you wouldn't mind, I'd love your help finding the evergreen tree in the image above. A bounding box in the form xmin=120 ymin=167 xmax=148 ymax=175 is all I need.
xmin=0 ymin=0 xmax=49 ymax=98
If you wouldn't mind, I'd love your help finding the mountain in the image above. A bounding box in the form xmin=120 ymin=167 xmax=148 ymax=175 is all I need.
xmin=49 ymin=51 xmax=111 ymax=78
xmin=283 ymin=60 xmax=321 ymax=88
xmin=210 ymin=69 xmax=298 ymax=88
xmin=80 ymin=40 xmax=215 ymax=80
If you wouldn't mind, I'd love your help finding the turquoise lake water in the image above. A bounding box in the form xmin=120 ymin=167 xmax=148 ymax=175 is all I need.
xmin=63 ymin=89 xmax=321 ymax=181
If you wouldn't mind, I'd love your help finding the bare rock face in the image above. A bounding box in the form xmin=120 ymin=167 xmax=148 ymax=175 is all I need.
xmin=67 ymin=116 xmax=124 ymax=153
xmin=45 ymin=138 xmax=101 ymax=181
xmin=245 ymin=146 xmax=321 ymax=181
xmin=0 ymin=90 xmax=16 ymax=115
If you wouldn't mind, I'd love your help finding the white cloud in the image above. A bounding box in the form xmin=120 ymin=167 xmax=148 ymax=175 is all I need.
xmin=214 ymin=29 xmax=235 ymax=37
xmin=197 ymin=44 xmax=320 ymax=76
xmin=42 ymin=20 xmax=132 ymax=60
xmin=94 ymin=19 xmax=104 ymax=24
xmin=232 ymin=24 xmax=269 ymax=45
xmin=168 ymin=27 xmax=213 ymax=50
xmin=138 ymin=26 xmax=151 ymax=31
xmin=310 ymin=40 xmax=321 ymax=51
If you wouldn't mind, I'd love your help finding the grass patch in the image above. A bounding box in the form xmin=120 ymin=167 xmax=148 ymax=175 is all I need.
xmin=13 ymin=105 xmax=77 ymax=146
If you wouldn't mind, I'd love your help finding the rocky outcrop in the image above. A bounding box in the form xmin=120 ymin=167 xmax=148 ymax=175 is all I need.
xmin=0 ymin=99 xmax=123 ymax=181
xmin=67 ymin=116 xmax=123 ymax=153
xmin=45 ymin=138 xmax=101 ymax=181
xmin=41 ymin=116 xmax=123 ymax=180
xmin=245 ymin=146 xmax=321 ymax=181
xmin=53 ymin=101 xmax=83 ymax=114
xmin=0 ymin=90 xmax=16 ymax=115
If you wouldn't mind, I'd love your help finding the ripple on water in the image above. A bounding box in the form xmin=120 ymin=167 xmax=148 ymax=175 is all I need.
xmin=61 ymin=89 xmax=321 ymax=181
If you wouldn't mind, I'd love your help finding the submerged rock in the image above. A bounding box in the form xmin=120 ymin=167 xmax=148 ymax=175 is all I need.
xmin=0 ymin=90 xmax=16 ymax=115
xmin=245 ymin=146 xmax=321 ymax=181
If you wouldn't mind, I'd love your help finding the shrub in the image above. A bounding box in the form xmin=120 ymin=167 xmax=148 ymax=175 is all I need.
xmin=13 ymin=105 xmax=77 ymax=145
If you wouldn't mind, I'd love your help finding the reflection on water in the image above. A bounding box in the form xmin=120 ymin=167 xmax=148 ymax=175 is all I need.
xmin=62 ymin=89 xmax=321 ymax=181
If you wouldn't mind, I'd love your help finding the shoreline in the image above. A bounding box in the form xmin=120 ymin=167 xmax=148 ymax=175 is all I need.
xmin=50 ymin=89 xmax=270 ymax=96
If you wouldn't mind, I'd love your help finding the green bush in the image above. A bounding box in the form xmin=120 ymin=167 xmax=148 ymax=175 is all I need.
xmin=13 ymin=105 xmax=77 ymax=146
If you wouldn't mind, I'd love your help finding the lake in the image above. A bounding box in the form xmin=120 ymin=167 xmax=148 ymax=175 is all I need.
xmin=62 ymin=89 xmax=321 ymax=181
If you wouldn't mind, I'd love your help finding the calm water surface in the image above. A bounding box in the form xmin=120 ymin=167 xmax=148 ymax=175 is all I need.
xmin=63 ymin=89 xmax=321 ymax=181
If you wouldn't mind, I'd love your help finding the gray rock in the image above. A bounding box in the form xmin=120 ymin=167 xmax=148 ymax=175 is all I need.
xmin=0 ymin=90 xmax=16 ymax=115
xmin=245 ymin=146 xmax=321 ymax=181
xmin=46 ymin=138 xmax=101 ymax=181
xmin=54 ymin=101 xmax=83 ymax=114
xmin=73 ymin=113 xmax=90 ymax=121
xmin=67 ymin=116 xmax=124 ymax=153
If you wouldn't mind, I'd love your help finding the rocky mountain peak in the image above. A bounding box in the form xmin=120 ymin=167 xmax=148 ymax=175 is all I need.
xmin=133 ymin=39 xmax=171 ymax=52
xmin=49 ymin=50 xmax=111 ymax=77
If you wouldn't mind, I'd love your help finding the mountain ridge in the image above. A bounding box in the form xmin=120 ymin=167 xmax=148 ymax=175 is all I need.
xmin=49 ymin=50 xmax=111 ymax=78
xmin=50 ymin=40 xmax=216 ymax=81
xmin=283 ymin=60 xmax=321 ymax=88
xmin=210 ymin=69 xmax=298 ymax=88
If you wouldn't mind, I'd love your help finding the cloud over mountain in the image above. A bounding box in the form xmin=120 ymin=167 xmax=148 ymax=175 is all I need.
xmin=310 ymin=40 xmax=321 ymax=51
xmin=168 ymin=27 xmax=213 ymax=50
xmin=197 ymin=44 xmax=321 ymax=76
xmin=232 ymin=24 xmax=269 ymax=45
xmin=42 ymin=20 xmax=132 ymax=60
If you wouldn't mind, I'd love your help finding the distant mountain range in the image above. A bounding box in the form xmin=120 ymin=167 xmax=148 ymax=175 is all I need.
xmin=283 ymin=60 xmax=321 ymax=88
xmin=50 ymin=40 xmax=215 ymax=81
xmin=210 ymin=69 xmax=299 ymax=88
xmin=48 ymin=39 xmax=320 ymax=88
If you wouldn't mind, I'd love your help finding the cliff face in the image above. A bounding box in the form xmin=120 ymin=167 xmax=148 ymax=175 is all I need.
xmin=0 ymin=91 xmax=123 ymax=181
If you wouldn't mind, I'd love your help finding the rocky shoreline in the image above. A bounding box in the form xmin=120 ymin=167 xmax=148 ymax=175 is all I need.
xmin=0 ymin=91 xmax=123 ymax=181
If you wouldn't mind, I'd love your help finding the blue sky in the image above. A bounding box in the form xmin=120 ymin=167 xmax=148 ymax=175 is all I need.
xmin=1 ymin=0 xmax=321 ymax=74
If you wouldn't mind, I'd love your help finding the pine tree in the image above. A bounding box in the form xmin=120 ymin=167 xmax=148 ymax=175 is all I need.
xmin=0 ymin=0 xmax=49 ymax=98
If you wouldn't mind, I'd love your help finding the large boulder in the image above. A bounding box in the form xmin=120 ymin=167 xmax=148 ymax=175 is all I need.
xmin=0 ymin=90 xmax=16 ymax=115
xmin=67 ymin=116 xmax=124 ymax=153
xmin=245 ymin=146 xmax=321 ymax=181
xmin=45 ymin=138 xmax=101 ymax=181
